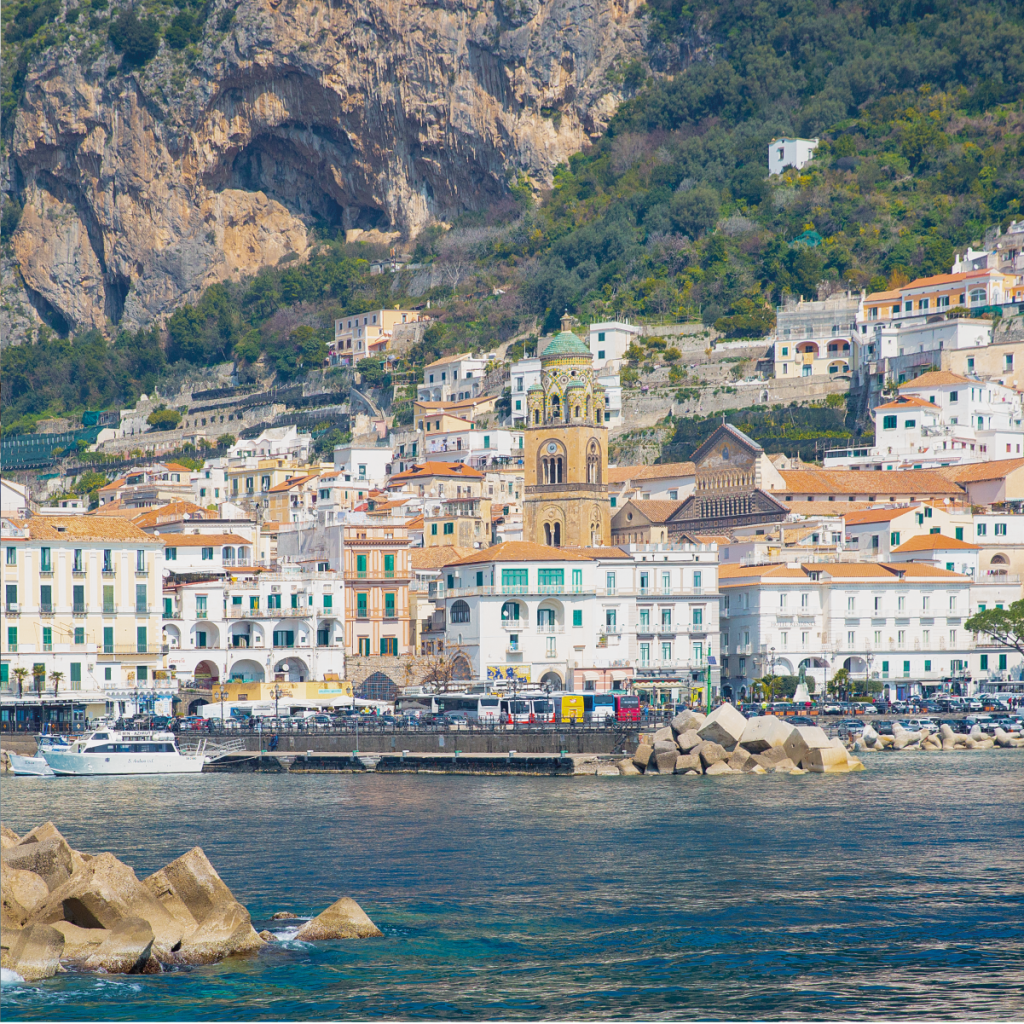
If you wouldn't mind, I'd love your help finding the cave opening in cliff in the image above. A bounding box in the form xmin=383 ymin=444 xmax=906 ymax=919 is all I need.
xmin=218 ymin=134 xmax=387 ymax=235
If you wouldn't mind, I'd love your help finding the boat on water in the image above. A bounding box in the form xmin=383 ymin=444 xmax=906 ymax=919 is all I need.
xmin=42 ymin=729 xmax=207 ymax=776
xmin=7 ymin=751 xmax=55 ymax=776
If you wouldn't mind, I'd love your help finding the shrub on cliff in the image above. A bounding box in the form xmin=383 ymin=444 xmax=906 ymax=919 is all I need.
xmin=108 ymin=8 xmax=159 ymax=69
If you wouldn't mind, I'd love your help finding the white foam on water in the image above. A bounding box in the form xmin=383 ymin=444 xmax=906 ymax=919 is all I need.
xmin=267 ymin=918 xmax=312 ymax=941
xmin=1 ymin=967 xmax=25 ymax=985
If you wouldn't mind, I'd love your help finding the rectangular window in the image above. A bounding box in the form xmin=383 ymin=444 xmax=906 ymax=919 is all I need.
xmin=323 ymin=594 xmax=333 ymax=610
xmin=898 ymin=596 xmax=905 ymax=612
xmin=165 ymin=547 xmax=177 ymax=561
xmin=883 ymin=415 xmax=897 ymax=430
xmin=42 ymin=626 xmax=52 ymax=650
xmin=903 ymin=660 xmax=910 ymax=677
xmin=103 ymin=626 xmax=113 ymax=653
xmin=5 ymin=547 xmax=15 ymax=566
xmin=955 ymin=527 xmax=964 ymax=541
xmin=136 ymin=550 xmax=146 ymax=572
xmin=40 ymin=584 xmax=52 ymax=612
xmin=137 ymin=626 xmax=147 ymax=653
xmin=70 ymin=663 xmax=81 ymax=687
xmin=538 ymin=569 xmax=564 ymax=588
xmin=291 ymin=593 xmax=299 ymax=609
xmin=995 ymin=523 xmax=1007 ymax=536
xmin=571 ymin=569 xmax=583 ymax=589
xmin=356 ymin=593 xmax=368 ymax=618
xmin=606 ymin=572 xmax=616 ymax=592
xmin=847 ymin=631 xmax=855 ymax=646
xmin=605 ymin=609 xmax=617 ymax=629
xmin=73 ymin=584 xmax=84 ymax=612
xmin=358 ymin=637 xmax=371 ymax=656
xmin=661 ymin=641 xmax=672 ymax=662
xmin=196 ymin=630 xmax=207 ymax=649
xmin=847 ymin=596 xmax=855 ymax=612
xmin=977 ymin=524 xmax=987 ymax=536
xmin=443 ymin=522 xmax=454 ymax=535
xmin=356 ymin=554 xmax=368 ymax=576
xmin=980 ymin=654 xmax=988 ymax=670
xmin=201 ymin=547 xmax=214 ymax=561
xmin=999 ymin=654 xmax=1007 ymax=670
xmin=5 ymin=584 xmax=16 ymax=608
xmin=891 ymin=532 xmax=900 ymax=546
xmin=73 ymin=549 xmax=83 ymax=572
xmin=692 ymin=608 xmax=703 ymax=626
xmin=384 ymin=593 xmax=396 ymax=619
xmin=136 ymin=584 xmax=147 ymax=613
xmin=693 ymin=571 xmax=702 ymax=590
xmin=925 ymin=659 xmax=931 ymax=672
xmin=572 ymin=609 xmax=583 ymax=627
xmin=384 ymin=553 xmax=395 ymax=578
xmin=431 ymin=524 xmax=438 ymax=536
xmin=74 ymin=627 xmax=84 ymax=644
xmin=7 ymin=626 xmax=16 ymax=649
xmin=164 ymin=597 xmax=173 ymax=618
xmin=501 ymin=568 xmax=528 ymax=588
xmin=380 ymin=637 xmax=398 ymax=656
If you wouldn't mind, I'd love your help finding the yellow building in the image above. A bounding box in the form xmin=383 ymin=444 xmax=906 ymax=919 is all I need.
xmin=424 ymin=497 xmax=493 ymax=548
xmin=1 ymin=515 xmax=168 ymax=727
xmin=343 ymin=523 xmax=414 ymax=657
xmin=523 ymin=317 xmax=611 ymax=547
xmin=219 ymin=678 xmax=352 ymax=704
xmin=226 ymin=459 xmax=308 ymax=504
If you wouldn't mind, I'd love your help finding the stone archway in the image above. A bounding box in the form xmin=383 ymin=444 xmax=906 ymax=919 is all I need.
xmin=357 ymin=672 xmax=397 ymax=701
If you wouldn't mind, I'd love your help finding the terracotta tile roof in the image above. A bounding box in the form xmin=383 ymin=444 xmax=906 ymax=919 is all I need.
xmin=161 ymin=533 xmax=251 ymax=546
xmin=617 ymin=499 xmax=684 ymax=523
xmin=389 ymin=462 xmax=485 ymax=482
xmin=445 ymin=541 xmax=594 ymax=565
xmin=784 ymin=501 xmax=876 ymax=515
xmin=892 ymin=534 xmax=980 ymax=552
xmin=778 ymin=469 xmax=961 ymax=496
xmin=693 ymin=534 xmax=733 ymax=545
xmin=411 ymin=545 xmax=474 ymax=569
xmin=873 ymin=396 xmax=941 ymax=412
xmin=891 ymin=563 xmax=967 ymax=578
xmin=98 ymin=478 xmax=126 ymax=492
xmin=163 ymin=463 xmax=194 ymax=474
xmin=865 ymin=289 xmax=903 ymax=301
xmin=937 ymin=457 xmax=1024 ymax=483
xmin=607 ymin=462 xmax=695 ymax=483
xmin=844 ymin=506 xmax=920 ymax=525
xmin=405 ymin=515 xmax=424 ymax=529
xmin=809 ymin=563 xmax=898 ymax=577
xmin=131 ymin=501 xmax=209 ymax=527
xmin=571 ymin=545 xmax=630 ymax=558
xmin=718 ymin=563 xmax=807 ymax=580
xmin=22 ymin=515 xmax=156 ymax=542
xmin=425 ymin=353 xmax=480 ymax=368
xmin=416 ymin=395 xmax=495 ymax=412
xmin=86 ymin=505 xmax=139 ymax=518
xmin=266 ymin=473 xmax=319 ymax=493
xmin=898 ymin=370 xmax=973 ymax=389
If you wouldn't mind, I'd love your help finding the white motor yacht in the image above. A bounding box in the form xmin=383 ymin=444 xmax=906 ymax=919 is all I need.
xmin=42 ymin=729 xmax=206 ymax=776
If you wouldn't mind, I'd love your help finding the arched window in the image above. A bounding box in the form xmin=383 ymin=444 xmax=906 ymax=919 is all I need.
xmin=550 ymin=394 xmax=560 ymax=420
xmin=534 ymin=409 xmax=540 ymax=425
xmin=969 ymin=288 xmax=986 ymax=305
xmin=501 ymin=601 xmax=520 ymax=621
xmin=587 ymin=443 xmax=601 ymax=484
xmin=544 ymin=523 xmax=552 ymax=545
xmin=555 ymin=457 xmax=563 ymax=483
xmin=553 ymin=522 xmax=561 ymax=546
xmin=450 ymin=600 xmax=471 ymax=623
xmin=223 ymin=546 xmax=235 ymax=562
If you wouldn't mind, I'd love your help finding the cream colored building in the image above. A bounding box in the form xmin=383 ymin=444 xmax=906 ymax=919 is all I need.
xmin=1 ymin=515 xmax=170 ymax=727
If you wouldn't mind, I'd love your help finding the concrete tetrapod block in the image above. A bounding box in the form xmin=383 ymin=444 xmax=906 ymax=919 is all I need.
xmin=653 ymin=750 xmax=680 ymax=774
xmin=671 ymin=711 xmax=706 ymax=735
xmin=745 ymin=763 xmax=768 ymax=774
xmin=738 ymin=715 xmax=791 ymax=753
xmin=803 ymin=746 xmax=852 ymax=772
xmin=652 ymin=727 xmax=674 ymax=745
xmin=675 ymin=729 xmax=702 ymax=753
xmin=2 ymin=834 xmax=75 ymax=893
xmin=616 ymin=759 xmax=642 ymax=776
xmin=1 ymin=826 xmax=20 ymax=844
xmin=695 ymin=741 xmax=729 ymax=770
xmin=2 ymin=922 xmax=65 ymax=981
xmin=782 ymin=725 xmax=831 ymax=766
xmin=632 ymin=744 xmax=654 ymax=771
xmin=673 ymin=753 xmax=702 ymax=774
xmin=726 ymin=748 xmax=755 ymax=772
xmin=144 ymin=846 xmax=238 ymax=930
xmin=696 ymin=702 xmax=747 ymax=749
xmin=704 ymin=761 xmax=739 ymax=776
xmin=50 ymin=921 xmax=107 ymax=959
xmin=653 ymin=739 xmax=678 ymax=757
xmin=862 ymin=723 xmax=879 ymax=745
xmin=177 ymin=901 xmax=264 ymax=964
xmin=1 ymin=860 xmax=49 ymax=922
xmin=82 ymin=917 xmax=156 ymax=974
xmin=33 ymin=852 xmax=186 ymax=952
xmin=295 ymin=897 xmax=383 ymax=941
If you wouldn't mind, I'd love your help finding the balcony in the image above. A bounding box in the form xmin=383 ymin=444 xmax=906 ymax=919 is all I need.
xmin=102 ymin=570 xmax=115 ymax=578
xmin=5 ymin=603 xmax=19 ymax=616
xmin=73 ymin=603 xmax=86 ymax=616
xmin=136 ymin=604 xmax=149 ymax=616
xmin=501 ymin=619 xmax=524 ymax=630
xmin=196 ymin=609 xmax=208 ymax=619
xmin=40 ymin=603 xmax=54 ymax=616
xmin=103 ymin=603 xmax=116 ymax=615
xmin=98 ymin=644 xmax=169 ymax=659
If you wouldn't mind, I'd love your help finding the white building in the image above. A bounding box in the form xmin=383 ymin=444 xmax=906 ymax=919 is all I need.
xmin=228 ymin=426 xmax=312 ymax=463
xmin=768 ymin=137 xmax=819 ymax=176
xmin=588 ymin=321 xmax=641 ymax=370
xmin=330 ymin=308 xmax=426 ymax=364
xmin=425 ymin=426 xmax=524 ymax=468
xmin=163 ymin=568 xmax=344 ymax=688
xmin=436 ymin=540 xmax=720 ymax=704
xmin=824 ymin=371 xmax=1024 ymax=471
xmin=417 ymin=354 xmax=491 ymax=403
xmin=509 ymin=355 xmax=621 ymax=425
xmin=773 ymin=292 xmax=860 ymax=380
xmin=719 ymin=560 xmax=1016 ymax=700
xmin=332 ymin=444 xmax=394 ymax=486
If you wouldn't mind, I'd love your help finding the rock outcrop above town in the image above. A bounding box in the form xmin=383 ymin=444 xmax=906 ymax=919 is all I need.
xmin=1 ymin=822 xmax=381 ymax=981
xmin=5 ymin=0 xmax=645 ymax=336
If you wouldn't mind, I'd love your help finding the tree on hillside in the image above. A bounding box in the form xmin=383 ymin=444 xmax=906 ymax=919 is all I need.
xmin=147 ymin=408 xmax=183 ymax=430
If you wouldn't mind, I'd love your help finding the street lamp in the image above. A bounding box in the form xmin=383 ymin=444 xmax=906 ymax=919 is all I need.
xmin=216 ymin=679 xmax=228 ymax=731
xmin=865 ymin=653 xmax=875 ymax=701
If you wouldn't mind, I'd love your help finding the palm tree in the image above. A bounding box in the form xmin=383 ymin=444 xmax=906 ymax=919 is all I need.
xmin=49 ymin=670 xmax=64 ymax=697
xmin=12 ymin=666 xmax=27 ymax=697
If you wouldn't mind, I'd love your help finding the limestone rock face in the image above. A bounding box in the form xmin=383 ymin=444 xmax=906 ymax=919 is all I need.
xmin=294 ymin=897 xmax=383 ymax=941
xmin=697 ymin=703 xmax=747 ymax=748
xmin=652 ymin=727 xmax=674 ymax=745
xmin=6 ymin=0 xmax=647 ymax=336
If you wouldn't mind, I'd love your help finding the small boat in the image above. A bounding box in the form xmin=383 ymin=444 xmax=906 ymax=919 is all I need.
xmin=42 ymin=730 xmax=207 ymax=776
xmin=7 ymin=751 xmax=55 ymax=777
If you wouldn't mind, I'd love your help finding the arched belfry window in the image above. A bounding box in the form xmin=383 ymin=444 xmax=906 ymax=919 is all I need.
xmin=586 ymin=442 xmax=601 ymax=484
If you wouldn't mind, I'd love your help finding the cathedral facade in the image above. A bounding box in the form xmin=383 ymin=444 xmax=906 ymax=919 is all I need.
xmin=523 ymin=318 xmax=612 ymax=548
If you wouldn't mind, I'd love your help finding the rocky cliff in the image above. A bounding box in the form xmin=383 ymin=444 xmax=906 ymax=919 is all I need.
xmin=5 ymin=0 xmax=646 ymax=337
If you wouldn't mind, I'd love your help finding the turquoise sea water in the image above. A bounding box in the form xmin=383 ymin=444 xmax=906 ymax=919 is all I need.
xmin=2 ymin=752 xmax=1023 ymax=1020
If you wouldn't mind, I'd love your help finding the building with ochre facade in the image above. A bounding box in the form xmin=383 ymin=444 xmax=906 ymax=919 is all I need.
xmin=523 ymin=317 xmax=611 ymax=548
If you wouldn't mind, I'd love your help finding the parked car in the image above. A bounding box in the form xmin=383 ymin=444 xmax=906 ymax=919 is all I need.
xmin=840 ymin=719 xmax=865 ymax=734
xmin=443 ymin=711 xmax=470 ymax=728
xmin=821 ymin=702 xmax=842 ymax=714
xmin=907 ymin=717 xmax=938 ymax=732
xmin=787 ymin=715 xmax=816 ymax=727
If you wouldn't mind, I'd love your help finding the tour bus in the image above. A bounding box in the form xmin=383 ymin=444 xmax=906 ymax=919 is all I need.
xmin=553 ymin=694 xmax=585 ymax=723
xmin=437 ymin=694 xmax=503 ymax=722
xmin=615 ymin=694 xmax=641 ymax=722
xmin=500 ymin=695 xmax=555 ymax=723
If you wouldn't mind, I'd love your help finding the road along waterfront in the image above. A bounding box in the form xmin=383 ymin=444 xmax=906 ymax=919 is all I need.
xmin=2 ymin=752 xmax=1022 ymax=1021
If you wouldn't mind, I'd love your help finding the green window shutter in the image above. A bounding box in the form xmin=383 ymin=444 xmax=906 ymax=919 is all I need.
xmin=431 ymin=524 xmax=438 ymax=535
xmin=43 ymin=627 xmax=52 ymax=646
xmin=476 ymin=571 xmax=484 ymax=587
xmin=103 ymin=627 xmax=113 ymax=652
xmin=380 ymin=637 xmax=388 ymax=655
xmin=980 ymin=654 xmax=988 ymax=669
xmin=137 ymin=626 xmax=147 ymax=650
xmin=955 ymin=527 xmax=963 ymax=541
xmin=70 ymin=663 xmax=81 ymax=683
xmin=573 ymin=609 xmax=583 ymax=627
xmin=357 ymin=554 xmax=368 ymax=573
xmin=323 ymin=594 xmax=332 ymax=609
xmin=74 ymin=627 xmax=84 ymax=644
xmin=73 ymin=585 xmax=85 ymax=607
xmin=384 ymin=554 xmax=395 ymax=574
xmin=7 ymin=626 xmax=16 ymax=646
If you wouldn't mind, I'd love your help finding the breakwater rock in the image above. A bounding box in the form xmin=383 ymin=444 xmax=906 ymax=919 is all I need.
xmin=851 ymin=721 xmax=1024 ymax=753
xmin=0 ymin=822 xmax=380 ymax=982
xmin=617 ymin=705 xmax=865 ymax=777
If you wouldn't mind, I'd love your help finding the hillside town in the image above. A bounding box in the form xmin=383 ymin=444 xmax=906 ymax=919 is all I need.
xmin=4 ymin=231 xmax=1024 ymax=730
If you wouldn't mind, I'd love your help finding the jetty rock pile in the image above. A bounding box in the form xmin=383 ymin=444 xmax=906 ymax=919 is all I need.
xmin=1 ymin=822 xmax=381 ymax=981
xmin=617 ymin=704 xmax=865 ymax=777
xmin=851 ymin=721 xmax=1024 ymax=753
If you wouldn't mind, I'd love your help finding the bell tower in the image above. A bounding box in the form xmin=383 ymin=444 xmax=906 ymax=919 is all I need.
xmin=523 ymin=315 xmax=611 ymax=548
